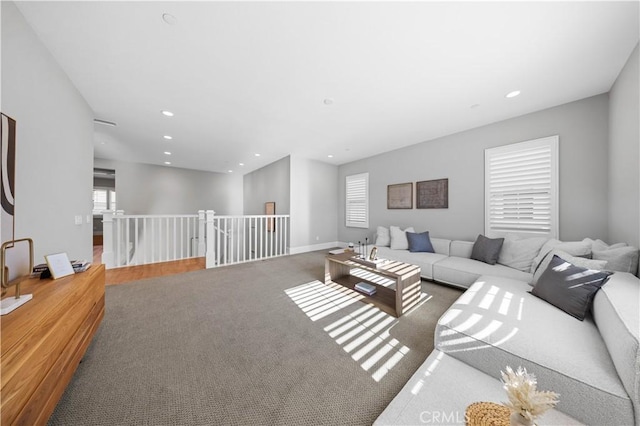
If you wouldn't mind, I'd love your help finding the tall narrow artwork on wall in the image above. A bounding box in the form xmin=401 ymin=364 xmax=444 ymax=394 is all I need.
xmin=1 ymin=114 xmax=16 ymax=246
xmin=417 ymin=178 xmax=448 ymax=209
xmin=387 ymin=182 xmax=413 ymax=209
xmin=265 ymin=201 xmax=276 ymax=232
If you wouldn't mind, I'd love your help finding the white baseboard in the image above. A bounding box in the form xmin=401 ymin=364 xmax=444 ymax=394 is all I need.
xmin=289 ymin=241 xmax=344 ymax=255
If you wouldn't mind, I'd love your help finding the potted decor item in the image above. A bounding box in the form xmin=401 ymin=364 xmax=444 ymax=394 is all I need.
xmin=501 ymin=366 xmax=559 ymax=426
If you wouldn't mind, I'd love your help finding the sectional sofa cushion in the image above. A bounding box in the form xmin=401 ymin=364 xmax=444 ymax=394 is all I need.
xmin=497 ymin=235 xmax=547 ymax=272
xmin=592 ymin=246 xmax=639 ymax=274
xmin=432 ymin=256 xmax=533 ymax=288
xmin=531 ymin=255 xmax=612 ymax=320
xmin=374 ymin=350 xmax=582 ymax=426
xmin=592 ymin=272 xmax=640 ymax=423
xmin=406 ymin=231 xmax=434 ymax=253
xmin=435 ymin=275 xmax=634 ymax=425
xmin=375 ymin=226 xmax=391 ymax=247
xmin=450 ymin=240 xmax=474 ymax=258
xmin=389 ymin=226 xmax=415 ymax=250
xmin=470 ymin=234 xmax=504 ymax=265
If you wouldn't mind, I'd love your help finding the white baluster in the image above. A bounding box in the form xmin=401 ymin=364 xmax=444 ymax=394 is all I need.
xmin=205 ymin=210 xmax=216 ymax=268
xmin=101 ymin=211 xmax=114 ymax=268
xmin=198 ymin=210 xmax=205 ymax=257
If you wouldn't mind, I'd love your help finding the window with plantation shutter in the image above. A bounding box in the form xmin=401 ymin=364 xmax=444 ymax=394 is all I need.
xmin=485 ymin=136 xmax=559 ymax=238
xmin=346 ymin=173 xmax=369 ymax=228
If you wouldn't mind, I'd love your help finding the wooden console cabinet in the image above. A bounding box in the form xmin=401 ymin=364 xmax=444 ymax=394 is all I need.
xmin=1 ymin=264 xmax=105 ymax=425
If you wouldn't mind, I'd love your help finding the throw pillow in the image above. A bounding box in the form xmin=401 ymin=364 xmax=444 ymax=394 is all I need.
xmin=375 ymin=226 xmax=390 ymax=247
xmin=584 ymin=238 xmax=628 ymax=252
xmin=470 ymin=234 xmax=504 ymax=265
xmin=389 ymin=226 xmax=415 ymax=250
xmin=406 ymin=231 xmax=435 ymax=253
xmin=532 ymin=249 xmax=607 ymax=285
xmin=531 ymin=255 xmax=612 ymax=321
xmin=593 ymin=246 xmax=639 ymax=274
xmin=497 ymin=234 xmax=548 ymax=272
xmin=530 ymin=239 xmax=592 ymax=273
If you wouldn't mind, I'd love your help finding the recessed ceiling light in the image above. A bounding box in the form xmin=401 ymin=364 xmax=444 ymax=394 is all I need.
xmin=505 ymin=90 xmax=521 ymax=98
xmin=328 ymin=154 xmax=334 ymax=158
xmin=239 ymin=163 xmax=244 ymax=166
xmin=323 ymin=98 xmax=334 ymax=105
xmin=255 ymin=153 xmax=261 ymax=157
xmin=161 ymin=110 xmax=174 ymax=117
xmin=164 ymin=151 xmax=171 ymax=155
xmin=163 ymin=135 xmax=172 ymax=140
xmin=162 ymin=13 xmax=177 ymax=25
xmin=228 ymin=170 xmax=233 ymax=173
xmin=164 ymin=161 xmax=171 ymax=165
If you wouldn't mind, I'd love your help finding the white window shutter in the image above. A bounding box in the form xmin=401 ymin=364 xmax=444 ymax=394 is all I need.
xmin=346 ymin=173 xmax=369 ymax=228
xmin=485 ymin=136 xmax=559 ymax=238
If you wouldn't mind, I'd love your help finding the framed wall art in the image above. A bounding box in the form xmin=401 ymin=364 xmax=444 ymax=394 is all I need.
xmin=265 ymin=201 xmax=275 ymax=232
xmin=387 ymin=182 xmax=413 ymax=209
xmin=1 ymin=113 xmax=16 ymax=246
xmin=417 ymin=178 xmax=448 ymax=209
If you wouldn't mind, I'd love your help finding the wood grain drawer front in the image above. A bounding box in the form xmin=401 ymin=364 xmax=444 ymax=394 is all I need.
xmin=1 ymin=265 xmax=105 ymax=426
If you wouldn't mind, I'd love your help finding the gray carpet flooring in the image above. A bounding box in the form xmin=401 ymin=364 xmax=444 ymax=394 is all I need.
xmin=49 ymin=250 xmax=462 ymax=426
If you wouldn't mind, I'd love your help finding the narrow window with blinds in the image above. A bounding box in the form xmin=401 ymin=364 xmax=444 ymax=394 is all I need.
xmin=485 ymin=136 xmax=559 ymax=238
xmin=346 ymin=173 xmax=369 ymax=228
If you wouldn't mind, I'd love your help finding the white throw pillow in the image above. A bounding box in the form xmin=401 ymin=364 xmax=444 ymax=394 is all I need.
xmin=532 ymin=249 xmax=607 ymax=286
xmin=497 ymin=234 xmax=548 ymax=272
xmin=375 ymin=226 xmax=390 ymax=247
xmin=530 ymin=239 xmax=591 ymax=273
xmin=584 ymin=237 xmax=628 ymax=252
xmin=389 ymin=226 xmax=415 ymax=250
xmin=593 ymin=246 xmax=639 ymax=274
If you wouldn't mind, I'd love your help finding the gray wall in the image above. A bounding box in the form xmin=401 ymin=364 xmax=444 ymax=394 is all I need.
xmin=290 ymin=156 xmax=338 ymax=250
xmin=2 ymin=2 xmax=94 ymax=265
xmin=243 ymin=156 xmax=290 ymax=215
xmin=608 ymin=43 xmax=639 ymax=247
xmin=338 ymin=94 xmax=610 ymax=244
xmin=94 ymin=158 xmax=243 ymax=215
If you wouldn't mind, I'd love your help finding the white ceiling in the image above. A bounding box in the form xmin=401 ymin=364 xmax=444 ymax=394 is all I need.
xmin=15 ymin=1 xmax=640 ymax=175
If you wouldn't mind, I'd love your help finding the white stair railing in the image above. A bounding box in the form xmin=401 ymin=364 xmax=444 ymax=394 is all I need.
xmin=102 ymin=211 xmax=204 ymax=268
xmin=102 ymin=210 xmax=290 ymax=269
xmin=205 ymin=212 xmax=290 ymax=268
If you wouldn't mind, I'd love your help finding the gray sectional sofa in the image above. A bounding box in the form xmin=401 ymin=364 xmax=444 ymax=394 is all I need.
xmin=370 ymin=231 xmax=640 ymax=425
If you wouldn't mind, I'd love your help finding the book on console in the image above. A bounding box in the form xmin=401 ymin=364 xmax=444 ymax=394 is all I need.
xmin=355 ymin=282 xmax=377 ymax=296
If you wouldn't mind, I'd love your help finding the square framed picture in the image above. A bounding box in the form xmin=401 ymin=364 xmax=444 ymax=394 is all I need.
xmin=416 ymin=178 xmax=448 ymax=209
xmin=387 ymin=183 xmax=413 ymax=209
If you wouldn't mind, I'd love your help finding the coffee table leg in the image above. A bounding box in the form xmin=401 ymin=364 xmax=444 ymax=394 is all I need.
xmin=396 ymin=272 xmax=422 ymax=316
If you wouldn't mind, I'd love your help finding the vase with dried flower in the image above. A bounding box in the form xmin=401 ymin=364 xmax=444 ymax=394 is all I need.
xmin=501 ymin=366 xmax=559 ymax=426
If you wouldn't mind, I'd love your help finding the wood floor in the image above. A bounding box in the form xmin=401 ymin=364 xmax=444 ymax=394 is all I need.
xmin=93 ymin=245 xmax=206 ymax=286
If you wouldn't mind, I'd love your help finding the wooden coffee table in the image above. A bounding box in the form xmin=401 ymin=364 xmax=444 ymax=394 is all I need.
xmin=324 ymin=252 xmax=421 ymax=317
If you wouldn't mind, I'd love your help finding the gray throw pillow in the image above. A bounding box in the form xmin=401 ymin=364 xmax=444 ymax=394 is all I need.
xmin=593 ymin=246 xmax=639 ymax=274
xmin=531 ymin=255 xmax=612 ymax=320
xmin=470 ymin=234 xmax=504 ymax=265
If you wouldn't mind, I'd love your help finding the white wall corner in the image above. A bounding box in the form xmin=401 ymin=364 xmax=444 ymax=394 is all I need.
xmin=288 ymin=241 xmax=344 ymax=255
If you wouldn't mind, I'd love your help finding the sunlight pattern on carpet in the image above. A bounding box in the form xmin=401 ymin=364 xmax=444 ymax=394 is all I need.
xmin=286 ymin=280 xmax=430 ymax=382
